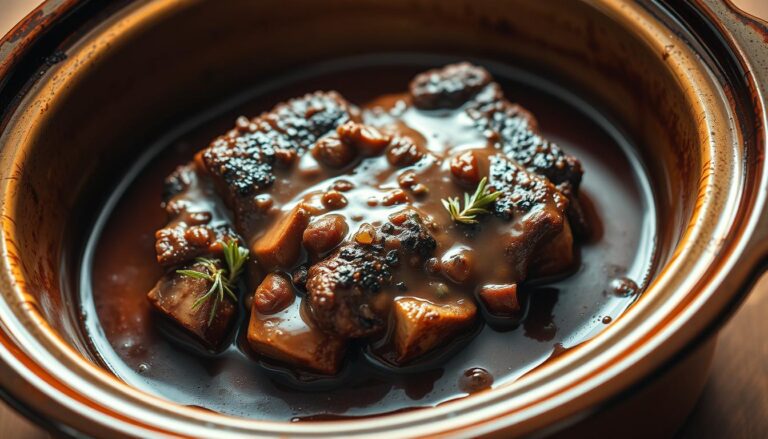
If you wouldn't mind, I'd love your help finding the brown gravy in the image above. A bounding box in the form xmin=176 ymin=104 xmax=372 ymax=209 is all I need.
xmin=79 ymin=55 xmax=655 ymax=420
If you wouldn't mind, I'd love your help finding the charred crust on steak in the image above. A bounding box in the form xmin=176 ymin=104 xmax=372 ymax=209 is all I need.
xmin=305 ymin=212 xmax=436 ymax=338
xmin=200 ymin=91 xmax=356 ymax=199
xmin=410 ymin=62 xmax=493 ymax=110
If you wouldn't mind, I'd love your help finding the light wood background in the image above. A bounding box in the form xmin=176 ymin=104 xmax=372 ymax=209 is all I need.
xmin=0 ymin=1 xmax=766 ymax=437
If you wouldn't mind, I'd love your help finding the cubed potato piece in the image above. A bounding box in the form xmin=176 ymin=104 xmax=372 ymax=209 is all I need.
xmin=147 ymin=262 xmax=235 ymax=350
xmin=393 ymin=297 xmax=477 ymax=363
xmin=252 ymin=205 xmax=311 ymax=270
xmin=529 ymin=220 xmax=574 ymax=278
xmin=248 ymin=296 xmax=346 ymax=375
xmin=478 ymin=283 xmax=520 ymax=317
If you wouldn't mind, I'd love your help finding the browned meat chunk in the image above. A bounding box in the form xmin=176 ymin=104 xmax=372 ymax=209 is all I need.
xmin=489 ymin=153 xmax=568 ymax=220
xmin=155 ymin=162 xmax=238 ymax=267
xmin=411 ymin=63 xmax=582 ymax=190
xmin=162 ymin=164 xmax=196 ymax=203
xmin=252 ymin=204 xmax=311 ymax=270
xmin=410 ymin=62 xmax=492 ymax=109
xmin=336 ymin=121 xmax=391 ymax=156
xmin=266 ymin=91 xmax=356 ymax=149
xmin=306 ymin=211 xmax=436 ymax=338
xmin=147 ymin=260 xmax=236 ymax=350
xmin=197 ymin=129 xmax=278 ymax=202
xmin=155 ymin=222 xmax=236 ymax=267
xmin=305 ymin=244 xmax=393 ymax=338
xmin=198 ymin=91 xmax=355 ymax=209
xmin=469 ymin=101 xmax=583 ymax=190
xmin=478 ymin=284 xmax=521 ymax=317
xmin=392 ymin=297 xmax=477 ymax=362
xmin=382 ymin=210 xmax=438 ymax=259
xmin=146 ymin=62 xmax=591 ymax=376
xmin=529 ymin=220 xmax=575 ymax=278
xmin=488 ymin=153 xmax=570 ymax=281
xmin=472 ymin=99 xmax=586 ymax=237
xmin=248 ymin=292 xmax=346 ymax=375
xmin=253 ymin=272 xmax=295 ymax=315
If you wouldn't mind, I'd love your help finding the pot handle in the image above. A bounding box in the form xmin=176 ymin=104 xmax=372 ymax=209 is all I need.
xmin=700 ymin=1 xmax=768 ymax=272
xmin=707 ymin=1 xmax=768 ymax=83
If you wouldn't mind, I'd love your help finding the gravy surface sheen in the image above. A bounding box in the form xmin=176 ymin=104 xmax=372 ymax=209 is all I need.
xmin=80 ymin=56 xmax=656 ymax=420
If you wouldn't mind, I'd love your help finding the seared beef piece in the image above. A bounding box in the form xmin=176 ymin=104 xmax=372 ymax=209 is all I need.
xmin=305 ymin=244 xmax=393 ymax=338
xmin=468 ymin=101 xmax=583 ymax=190
xmin=489 ymin=154 xmax=569 ymax=220
xmin=162 ymin=164 xmax=196 ymax=202
xmin=392 ymin=297 xmax=477 ymax=363
xmin=161 ymin=163 xmax=212 ymax=219
xmin=155 ymin=222 xmax=237 ymax=267
xmin=529 ymin=220 xmax=574 ymax=278
xmin=198 ymin=91 xmax=355 ymax=207
xmin=305 ymin=211 xmax=436 ymax=338
xmin=409 ymin=63 xmax=582 ymax=191
xmin=382 ymin=210 xmax=438 ymax=259
xmin=473 ymin=101 xmax=587 ymax=237
xmin=157 ymin=91 xmax=355 ymax=267
xmin=487 ymin=153 xmax=573 ymax=280
xmin=155 ymin=163 xmax=238 ymax=267
xmin=147 ymin=260 xmax=236 ymax=350
xmin=267 ymin=91 xmax=355 ymax=149
xmin=198 ymin=128 xmax=278 ymax=200
xmin=410 ymin=62 xmax=492 ymax=109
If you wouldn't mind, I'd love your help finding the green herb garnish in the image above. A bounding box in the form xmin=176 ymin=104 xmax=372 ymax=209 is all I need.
xmin=441 ymin=177 xmax=502 ymax=224
xmin=176 ymin=240 xmax=249 ymax=326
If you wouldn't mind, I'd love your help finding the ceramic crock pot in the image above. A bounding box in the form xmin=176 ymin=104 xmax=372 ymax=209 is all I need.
xmin=0 ymin=0 xmax=766 ymax=437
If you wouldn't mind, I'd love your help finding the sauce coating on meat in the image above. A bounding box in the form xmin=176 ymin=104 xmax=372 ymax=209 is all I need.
xmin=145 ymin=63 xmax=587 ymax=374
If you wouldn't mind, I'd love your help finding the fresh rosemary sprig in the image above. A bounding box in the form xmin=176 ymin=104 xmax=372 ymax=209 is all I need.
xmin=176 ymin=240 xmax=249 ymax=326
xmin=221 ymin=238 xmax=249 ymax=281
xmin=441 ymin=177 xmax=502 ymax=224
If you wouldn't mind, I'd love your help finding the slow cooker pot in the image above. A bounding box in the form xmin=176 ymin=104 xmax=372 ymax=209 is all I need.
xmin=0 ymin=0 xmax=766 ymax=437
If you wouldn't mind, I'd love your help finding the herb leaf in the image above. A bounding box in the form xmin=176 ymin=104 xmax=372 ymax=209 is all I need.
xmin=442 ymin=177 xmax=501 ymax=224
xmin=177 ymin=240 xmax=250 ymax=326
xmin=175 ymin=269 xmax=212 ymax=281
xmin=222 ymin=239 xmax=249 ymax=282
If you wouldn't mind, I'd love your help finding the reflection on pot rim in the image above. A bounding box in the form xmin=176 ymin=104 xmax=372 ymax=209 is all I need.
xmin=0 ymin=0 xmax=764 ymax=437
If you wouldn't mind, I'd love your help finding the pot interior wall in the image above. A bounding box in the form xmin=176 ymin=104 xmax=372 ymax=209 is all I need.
xmin=8 ymin=0 xmax=698 ymax=374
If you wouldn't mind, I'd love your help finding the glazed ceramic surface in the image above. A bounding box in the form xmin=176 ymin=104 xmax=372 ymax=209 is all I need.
xmin=0 ymin=0 xmax=765 ymax=437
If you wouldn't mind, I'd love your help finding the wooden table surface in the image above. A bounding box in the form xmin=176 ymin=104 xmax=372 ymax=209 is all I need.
xmin=1 ymin=1 xmax=767 ymax=437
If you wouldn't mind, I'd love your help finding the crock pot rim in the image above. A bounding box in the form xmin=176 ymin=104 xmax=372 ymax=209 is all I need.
xmin=0 ymin=0 xmax=765 ymax=437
